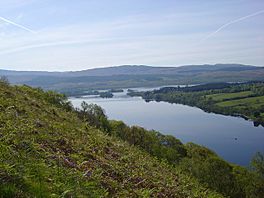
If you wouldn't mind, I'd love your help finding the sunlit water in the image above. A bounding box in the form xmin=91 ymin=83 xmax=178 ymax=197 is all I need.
xmin=70 ymin=88 xmax=264 ymax=166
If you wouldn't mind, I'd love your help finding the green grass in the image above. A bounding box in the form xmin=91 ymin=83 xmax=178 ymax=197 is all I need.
xmin=216 ymin=95 xmax=264 ymax=108
xmin=206 ymin=91 xmax=253 ymax=102
xmin=0 ymin=83 xmax=223 ymax=197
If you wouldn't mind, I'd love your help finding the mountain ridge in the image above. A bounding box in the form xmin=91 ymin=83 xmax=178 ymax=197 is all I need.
xmin=1 ymin=64 xmax=264 ymax=93
xmin=1 ymin=63 xmax=263 ymax=76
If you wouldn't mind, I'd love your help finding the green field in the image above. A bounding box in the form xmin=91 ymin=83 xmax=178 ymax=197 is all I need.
xmin=206 ymin=91 xmax=264 ymax=120
xmin=206 ymin=91 xmax=253 ymax=102
xmin=216 ymin=95 xmax=264 ymax=108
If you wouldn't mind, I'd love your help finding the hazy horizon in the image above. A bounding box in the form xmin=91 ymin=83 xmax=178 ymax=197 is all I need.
xmin=1 ymin=63 xmax=263 ymax=72
xmin=0 ymin=0 xmax=264 ymax=71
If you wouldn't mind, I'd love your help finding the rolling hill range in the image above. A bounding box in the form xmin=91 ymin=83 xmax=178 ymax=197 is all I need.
xmin=1 ymin=64 xmax=264 ymax=95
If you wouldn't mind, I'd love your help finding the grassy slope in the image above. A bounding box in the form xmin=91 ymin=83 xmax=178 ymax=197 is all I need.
xmin=206 ymin=91 xmax=253 ymax=102
xmin=216 ymin=95 xmax=264 ymax=108
xmin=0 ymin=83 xmax=223 ymax=197
xmin=207 ymin=93 xmax=264 ymax=121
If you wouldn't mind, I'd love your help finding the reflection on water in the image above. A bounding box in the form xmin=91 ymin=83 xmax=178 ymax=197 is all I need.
xmin=70 ymin=88 xmax=264 ymax=166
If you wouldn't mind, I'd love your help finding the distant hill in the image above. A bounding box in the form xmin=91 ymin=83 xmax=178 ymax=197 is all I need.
xmin=1 ymin=64 xmax=262 ymax=77
xmin=1 ymin=64 xmax=264 ymax=94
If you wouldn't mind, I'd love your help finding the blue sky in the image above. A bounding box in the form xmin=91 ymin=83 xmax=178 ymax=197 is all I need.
xmin=0 ymin=0 xmax=263 ymax=71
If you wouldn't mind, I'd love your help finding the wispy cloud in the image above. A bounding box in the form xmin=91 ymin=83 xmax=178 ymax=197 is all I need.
xmin=0 ymin=1 xmax=263 ymax=70
xmin=200 ymin=9 xmax=264 ymax=43
xmin=0 ymin=16 xmax=36 ymax=33
xmin=0 ymin=38 xmax=120 ymax=55
xmin=0 ymin=14 xmax=184 ymax=55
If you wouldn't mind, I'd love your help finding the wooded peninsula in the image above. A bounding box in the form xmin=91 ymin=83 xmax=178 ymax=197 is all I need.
xmin=128 ymin=82 xmax=264 ymax=126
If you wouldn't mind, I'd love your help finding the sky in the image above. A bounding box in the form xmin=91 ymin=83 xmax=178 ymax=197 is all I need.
xmin=0 ymin=0 xmax=263 ymax=71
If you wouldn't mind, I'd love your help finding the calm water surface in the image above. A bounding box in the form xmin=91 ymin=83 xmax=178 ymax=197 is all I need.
xmin=70 ymin=88 xmax=264 ymax=166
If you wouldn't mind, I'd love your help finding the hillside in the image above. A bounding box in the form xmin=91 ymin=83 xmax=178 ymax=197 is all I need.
xmin=0 ymin=81 xmax=226 ymax=197
xmin=1 ymin=64 xmax=262 ymax=77
xmin=1 ymin=80 xmax=264 ymax=197
xmin=1 ymin=64 xmax=264 ymax=95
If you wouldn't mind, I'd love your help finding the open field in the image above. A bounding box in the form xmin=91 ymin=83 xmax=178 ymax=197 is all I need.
xmin=216 ymin=95 xmax=264 ymax=108
xmin=206 ymin=91 xmax=254 ymax=102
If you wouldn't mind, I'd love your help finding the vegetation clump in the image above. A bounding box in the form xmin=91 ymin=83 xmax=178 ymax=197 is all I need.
xmin=99 ymin=91 xmax=114 ymax=98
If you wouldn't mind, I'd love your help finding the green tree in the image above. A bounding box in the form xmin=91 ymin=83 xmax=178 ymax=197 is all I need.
xmin=78 ymin=101 xmax=110 ymax=132
xmin=251 ymin=152 xmax=264 ymax=178
xmin=0 ymin=76 xmax=9 ymax=85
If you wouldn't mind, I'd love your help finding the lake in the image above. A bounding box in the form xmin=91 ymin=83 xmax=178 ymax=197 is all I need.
xmin=70 ymin=88 xmax=264 ymax=166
